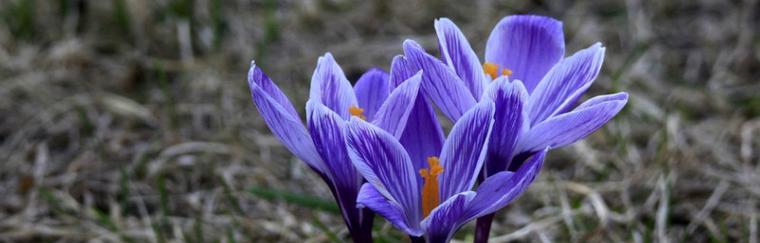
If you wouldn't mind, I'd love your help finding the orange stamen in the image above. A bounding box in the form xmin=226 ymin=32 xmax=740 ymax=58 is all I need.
xmin=420 ymin=156 xmax=443 ymax=217
xmin=349 ymin=105 xmax=366 ymax=120
xmin=484 ymin=62 xmax=512 ymax=79
xmin=501 ymin=68 xmax=513 ymax=77
xmin=483 ymin=63 xmax=499 ymax=79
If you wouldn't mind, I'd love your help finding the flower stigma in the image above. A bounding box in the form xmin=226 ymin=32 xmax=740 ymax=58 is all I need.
xmin=420 ymin=156 xmax=443 ymax=217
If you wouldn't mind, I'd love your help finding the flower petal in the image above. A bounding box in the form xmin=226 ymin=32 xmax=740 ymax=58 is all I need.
xmin=435 ymin=18 xmax=486 ymax=99
xmin=481 ymin=78 xmax=530 ymax=177
xmin=399 ymin=95 xmax=445 ymax=185
xmin=354 ymin=68 xmax=390 ymax=121
xmin=420 ymin=191 xmax=476 ymax=243
xmin=389 ymin=55 xmax=418 ymax=88
xmin=248 ymin=62 xmax=299 ymax=119
xmin=464 ymin=148 xmax=546 ymax=219
xmin=519 ymin=93 xmax=628 ymax=153
xmin=529 ymin=43 xmax=605 ymax=124
xmin=249 ymin=84 xmax=327 ymax=175
xmin=357 ymin=183 xmax=423 ymax=236
xmin=485 ymin=15 xmax=565 ymax=92
xmin=346 ymin=118 xmax=423 ymax=227
xmin=306 ymin=101 xmax=362 ymax=193
xmin=439 ymin=101 xmax=495 ymax=200
xmin=309 ymin=53 xmax=358 ymax=119
xmin=307 ymin=102 xmax=379 ymax=236
xmin=576 ymin=92 xmax=629 ymax=110
xmin=372 ymin=71 xmax=423 ymax=138
xmin=390 ymin=56 xmax=446 ymax=182
xmin=402 ymin=40 xmax=477 ymax=121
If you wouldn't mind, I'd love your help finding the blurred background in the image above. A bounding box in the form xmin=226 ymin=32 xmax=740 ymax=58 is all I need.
xmin=0 ymin=0 xmax=758 ymax=242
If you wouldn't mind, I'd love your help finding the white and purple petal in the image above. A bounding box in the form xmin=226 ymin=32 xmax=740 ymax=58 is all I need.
xmin=372 ymin=71 xmax=423 ymax=138
xmin=309 ymin=53 xmax=358 ymax=119
xmin=357 ymin=183 xmax=424 ymax=236
xmin=402 ymin=40 xmax=477 ymax=121
xmin=435 ymin=18 xmax=486 ymax=99
xmin=485 ymin=15 xmax=565 ymax=92
xmin=306 ymin=101 xmax=362 ymax=193
xmin=306 ymin=101 xmax=366 ymax=230
xmin=354 ymin=68 xmax=390 ymax=121
xmin=389 ymin=55 xmax=418 ymax=88
xmin=389 ymin=51 xmax=446 ymax=180
xmin=519 ymin=93 xmax=628 ymax=153
xmin=481 ymin=78 xmax=530 ymax=177
xmin=464 ymin=148 xmax=547 ymax=219
xmin=420 ymin=192 xmax=475 ymax=243
xmin=248 ymin=62 xmax=299 ymax=119
xmin=529 ymin=43 xmax=605 ymax=123
xmin=438 ymin=101 xmax=495 ymax=200
xmin=249 ymin=85 xmax=327 ymax=175
xmin=399 ymin=95 xmax=445 ymax=186
xmin=346 ymin=118 xmax=423 ymax=227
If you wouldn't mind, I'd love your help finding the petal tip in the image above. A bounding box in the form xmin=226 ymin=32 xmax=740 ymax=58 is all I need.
xmin=434 ymin=17 xmax=454 ymax=26
xmin=402 ymin=39 xmax=423 ymax=51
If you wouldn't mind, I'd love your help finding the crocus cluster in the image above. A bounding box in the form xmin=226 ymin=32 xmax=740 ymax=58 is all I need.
xmin=248 ymin=14 xmax=627 ymax=243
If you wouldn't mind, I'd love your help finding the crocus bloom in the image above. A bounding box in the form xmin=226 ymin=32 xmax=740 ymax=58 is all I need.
xmin=391 ymin=15 xmax=628 ymax=242
xmin=432 ymin=15 xmax=628 ymax=174
xmin=346 ymin=95 xmax=548 ymax=243
xmin=248 ymin=53 xmax=423 ymax=242
xmin=402 ymin=15 xmax=628 ymax=177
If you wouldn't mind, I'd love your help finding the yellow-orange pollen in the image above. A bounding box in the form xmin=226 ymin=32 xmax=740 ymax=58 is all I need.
xmin=483 ymin=62 xmax=512 ymax=79
xmin=349 ymin=105 xmax=366 ymax=120
xmin=419 ymin=156 xmax=443 ymax=217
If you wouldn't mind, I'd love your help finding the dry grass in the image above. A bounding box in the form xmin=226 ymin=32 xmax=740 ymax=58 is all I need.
xmin=0 ymin=0 xmax=758 ymax=242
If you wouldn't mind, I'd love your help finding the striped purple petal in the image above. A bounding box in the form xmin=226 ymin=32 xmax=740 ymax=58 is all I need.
xmin=420 ymin=192 xmax=475 ymax=243
xmin=389 ymin=55 xmax=418 ymax=88
xmin=576 ymin=92 xmax=629 ymax=110
xmin=435 ymin=18 xmax=486 ymax=99
xmin=249 ymin=83 xmax=327 ymax=175
xmin=248 ymin=62 xmax=299 ymax=119
xmin=354 ymin=68 xmax=390 ymax=121
xmin=390 ymin=55 xmax=445 ymax=180
xmin=438 ymin=101 xmax=495 ymax=200
xmin=306 ymin=101 xmax=365 ymax=230
xmin=357 ymin=183 xmax=424 ymax=236
xmin=399 ymin=95 xmax=445 ymax=186
xmin=481 ymin=78 xmax=530 ymax=177
xmin=372 ymin=71 xmax=423 ymax=138
xmin=309 ymin=53 xmax=358 ymax=119
xmin=529 ymin=43 xmax=605 ymax=124
xmin=306 ymin=101 xmax=362 ymax=191
xmin=464 ymin=148 xmax=547 ymax=220
xmin=485 ymin=15 xmax=565 ymax=93
xmin=346 ymin=118 xmax=423 ymax=229
xmin=402 ymin=40 xmax=477 ymax=121
xmin=519 ymin=93 xmax=628 ymax=153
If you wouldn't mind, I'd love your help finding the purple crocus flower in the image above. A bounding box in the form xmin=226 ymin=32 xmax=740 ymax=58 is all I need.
xmin=248 ymin=53 xmax=423 ymax=242
xmin=395 ymin=15 xmax=628 ymax=242
xmin=346 ymin=94 xmax=548 ymax=243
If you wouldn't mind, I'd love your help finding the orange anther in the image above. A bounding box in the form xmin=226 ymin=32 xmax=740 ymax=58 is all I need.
xmin=349 ymin=105 xmax=366 ymax=120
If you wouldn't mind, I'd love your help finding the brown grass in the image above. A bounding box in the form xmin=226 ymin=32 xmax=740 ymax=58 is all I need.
xmin=0 ymin=0 xmax=758 ymax=242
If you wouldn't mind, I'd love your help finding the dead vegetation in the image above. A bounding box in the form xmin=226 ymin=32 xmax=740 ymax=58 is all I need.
xmin=0 ymin=0 xmax=758 ymax=242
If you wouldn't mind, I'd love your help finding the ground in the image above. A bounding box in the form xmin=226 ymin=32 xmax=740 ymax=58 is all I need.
xmin=0 ymin=0 xmax=758 ymax=242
